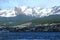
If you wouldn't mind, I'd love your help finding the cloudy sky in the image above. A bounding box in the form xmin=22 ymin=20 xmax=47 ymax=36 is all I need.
xmin=0 ymin=0 xmax=60 ymax=9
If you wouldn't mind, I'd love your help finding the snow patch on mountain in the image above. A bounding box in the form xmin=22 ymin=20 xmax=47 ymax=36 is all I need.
xmin=0 ymin=6 xmax=60 ymax=17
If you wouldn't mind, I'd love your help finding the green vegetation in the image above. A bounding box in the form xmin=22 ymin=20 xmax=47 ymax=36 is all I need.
xmin=0 ymin=22 xmax=22 ymax=26
xmin=32 ymin=18 xmax=60 ymax=25
xmin=0 ymin=16 xmax=60 ymax=26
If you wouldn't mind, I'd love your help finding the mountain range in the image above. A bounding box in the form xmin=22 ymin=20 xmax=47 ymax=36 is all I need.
xmin=0 ymin=6 xmax=60 ymax=23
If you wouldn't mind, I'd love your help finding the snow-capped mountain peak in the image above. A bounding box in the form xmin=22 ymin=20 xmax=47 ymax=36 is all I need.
xmin=0 ymin=6 xmax=60 ymax=17
xmin=0 ymin=9 xmax=16 ymax=17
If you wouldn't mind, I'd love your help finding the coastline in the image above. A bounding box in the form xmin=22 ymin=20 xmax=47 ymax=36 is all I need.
xmin=0 ymin=23 xmax=60 ymax=32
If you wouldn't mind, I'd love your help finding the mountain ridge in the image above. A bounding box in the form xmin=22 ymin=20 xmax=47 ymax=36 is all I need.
xmin=0 ymin=6 xmax=60 ymax=23
xmin=0 ymin=6 xmax=60 ymax=18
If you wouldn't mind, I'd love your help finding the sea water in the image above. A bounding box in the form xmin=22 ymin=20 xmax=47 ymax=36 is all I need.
xmin=0 ymin=30 xmax=60 ymax=40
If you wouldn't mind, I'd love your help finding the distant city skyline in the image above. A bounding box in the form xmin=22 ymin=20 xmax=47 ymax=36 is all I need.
xmin=0 ymin=0 xmax=60 ymax=9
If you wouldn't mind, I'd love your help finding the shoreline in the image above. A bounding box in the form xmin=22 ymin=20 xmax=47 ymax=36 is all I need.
xmin=0 ymin=23 xmax=60 ymax=32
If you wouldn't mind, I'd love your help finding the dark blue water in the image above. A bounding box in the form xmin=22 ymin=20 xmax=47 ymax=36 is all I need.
xmin=0 ymin=30 xmax=60 ymax=40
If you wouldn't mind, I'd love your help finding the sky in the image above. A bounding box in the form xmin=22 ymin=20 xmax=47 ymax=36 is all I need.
xmin=0 ymin=0 xmax=60 ymax=9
